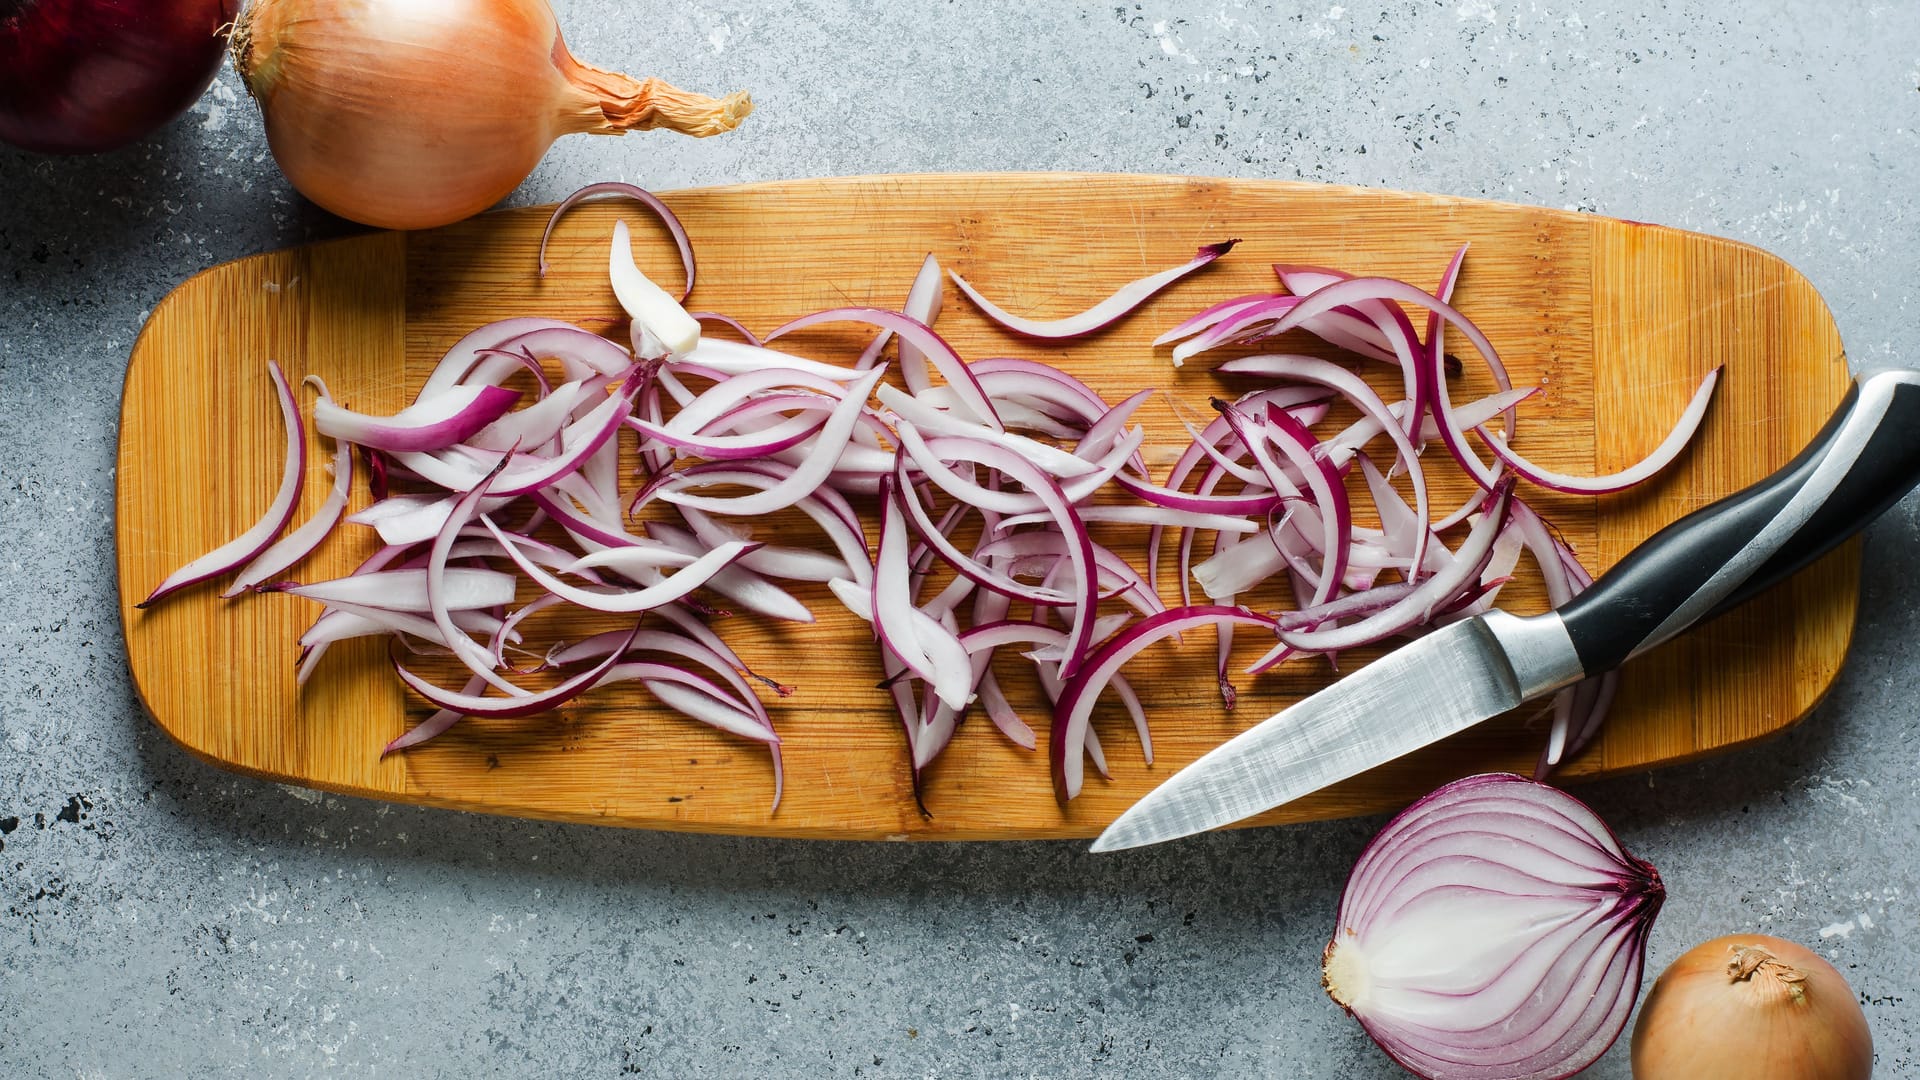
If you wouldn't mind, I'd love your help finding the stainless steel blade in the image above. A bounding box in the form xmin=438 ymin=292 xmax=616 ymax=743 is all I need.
xmin=1090 ymin=610 xmax=1584 ymax=852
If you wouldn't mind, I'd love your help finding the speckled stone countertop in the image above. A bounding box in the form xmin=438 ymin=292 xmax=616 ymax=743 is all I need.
xmin=3 ymin=3 xmax=1916 ymax=1077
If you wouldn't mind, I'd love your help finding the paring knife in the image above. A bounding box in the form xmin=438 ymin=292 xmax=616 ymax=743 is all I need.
xmin=1092 ymin=365 xmax=1920 ymax=853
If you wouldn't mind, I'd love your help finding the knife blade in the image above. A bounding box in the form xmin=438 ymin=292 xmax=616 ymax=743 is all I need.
xmin=1092 ymin=365 xmax=1920 ymax=853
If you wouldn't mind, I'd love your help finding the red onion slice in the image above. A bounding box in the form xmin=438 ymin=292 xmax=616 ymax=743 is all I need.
xmin=1276 ymin=481 xmax=1514 ymax=654
xmin=491 ymin=326 xmax=638 ymax=383
xmin=951 ymin=240 xmax=1237 ymax=339
xmin=313 ymin=385 xmax=523 ymax=453
xmin=975 ymin=669 xmax=1036 ymax=750
xmin=562 ymin=544 xmax=700 ymax=578
xmin=484 ymin=518 xmax=757 ymax=615
xmin=610 ymin=219 xmax=701 ymax=357
xmin=690 ymin=312 xmax=763 ymax=346
xmin=680 ymin=338 xmax=873 ymax=385
xmin=583 ymin=661 xmax=775 ymax=744
xmin=417 ymin=318 xmax=583 ymax=400
xmin=644 ymin=521 xmax=815 ymax=624
xmin=1152 ymin=292 xmax=1282 ymax=346
xmin=539 ymin=181 xmax=696 ymax=300
xmin=1050 ymin=605 xmax=1275 ymax=801
xmin=903 ymin=431 xmax=1100 ymax=677
xmin=227 ymin=380 xmax=357 ymax=597
xmin=639 ymin=463 xmax=873 ymax=586
xmin=768 ymin=308 xmax=1002 ymax=430
xmin=1325 ymin=774 xmax=1662 ymax=1080
xmin=657 ymin=367 xmax=888 ymax=516
xmin=857 ymin=252 xmax=944 ymax=381
xmin=466 ymin=380 xmax=590 ymax=453
xmin=625 ymin=403 xmax=830 ymax=460
xmin=672 ymin=507 xmax=850 ymax=584
xmin=891 ymin=457 xmax=1076 ymax=606
xmin=1218 ymin=353 xmax=1432 ymax=576
xmin=1474 ymin=367 xmax=1721 ymax=494
xmin=395 ymin=624 xmax=643 ymax=720
xmin=394 ymin=379 xmax=640 ymax=498
xmin=274 ymin=568 xmax=518 ymax=611
xmin=382 ymin=673 xmax=491 ymax=754
xmin=867 ymin=481 xmax=976 ymax=711
xmin=139 ymin=361 xmax=307 ymax=607
xmin=877 ymin=382 xmax=1100 ymax=478
xmin=422 ymin=454 xmax=538 ymax=698
xmin=298 ymin=601 xmax=510 ymax=655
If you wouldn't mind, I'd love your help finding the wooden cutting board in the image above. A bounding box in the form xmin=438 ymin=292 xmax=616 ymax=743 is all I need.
xmin=115 ymin=173 xmax=1856 ymax=840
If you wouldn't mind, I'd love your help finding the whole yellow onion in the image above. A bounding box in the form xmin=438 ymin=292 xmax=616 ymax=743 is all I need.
xmin=1631 ymin=933 xmax=1872 ymax=1080
xmin=232 ymin=0 xmax=750 ymax=230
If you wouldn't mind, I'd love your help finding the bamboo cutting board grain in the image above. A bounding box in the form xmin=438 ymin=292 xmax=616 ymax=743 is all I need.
xmin=116 ymin=173 xmax=1856 ymax=840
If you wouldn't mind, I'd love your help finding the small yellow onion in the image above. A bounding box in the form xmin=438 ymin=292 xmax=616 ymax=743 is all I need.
xmin=231 ymin=0 xmax=750 ymax=230
xmin=1631 ymin=933 xmax=1873 ymax=1080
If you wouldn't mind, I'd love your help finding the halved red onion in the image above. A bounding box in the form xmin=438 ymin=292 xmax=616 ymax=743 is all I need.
xmin=139 ymin=361 xmax=307 ymax=607
xmin=951 ymin=240 xmax=1238 ymax=339
xmin=1324 ymin=773 xmax=1663 ymax=1080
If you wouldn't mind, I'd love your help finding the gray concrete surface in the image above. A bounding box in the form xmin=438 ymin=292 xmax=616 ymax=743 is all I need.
xmin=3 ymin=2 xmax=1916 ymax=1076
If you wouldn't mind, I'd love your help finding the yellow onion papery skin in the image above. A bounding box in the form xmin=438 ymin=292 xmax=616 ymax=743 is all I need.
xmin=233 ymin=0 xmax=750 ymax=230
xmin=1630 ymin=934 xmax=1873 ymax=1080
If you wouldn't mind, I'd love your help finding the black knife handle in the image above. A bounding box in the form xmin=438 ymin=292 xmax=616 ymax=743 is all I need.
xmin=1558 ymin=366 xmax=1920 ymax=676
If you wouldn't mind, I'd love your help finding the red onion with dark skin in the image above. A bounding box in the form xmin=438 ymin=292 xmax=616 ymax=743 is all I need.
xmin=0 ymin=0 xmax=236 ymax=154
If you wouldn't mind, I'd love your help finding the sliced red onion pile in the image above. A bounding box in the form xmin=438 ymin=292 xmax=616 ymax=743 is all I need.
xmin=1323 ymin=773 xmax=1664 ymax=1080
xmin=140 ymin=183 xmax=1722 ymax=809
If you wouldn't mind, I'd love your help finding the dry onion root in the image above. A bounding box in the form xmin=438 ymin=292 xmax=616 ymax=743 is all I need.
xmin=232 ymin=0 xmax=752 ymax=230
xmin=1631 ymin=934 xmax=1873 ymax=1080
